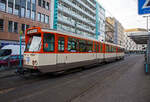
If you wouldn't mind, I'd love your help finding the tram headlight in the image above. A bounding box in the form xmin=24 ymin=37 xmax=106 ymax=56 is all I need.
xmin=32 ymin=60 xmax=38 ymax=66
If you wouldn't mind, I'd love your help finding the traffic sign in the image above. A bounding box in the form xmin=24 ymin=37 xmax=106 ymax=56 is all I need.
xmin=138 ymin=0 xmax=150 ymax=15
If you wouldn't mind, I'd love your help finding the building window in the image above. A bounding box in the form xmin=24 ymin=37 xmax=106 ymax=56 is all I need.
xmin=8 ymin=21 xmax=13 ymax=32
xmin=46 ymin=2 xmax=49 ymax=10
xmin=41 ymin=14 xmax=45 ymax=22
xmin=21 ymin=0 xmax=26 ymax=7
xmin=32 ymin=0 xmax=36 ymax=11
xmin=38 ymin=12 xmax=41 ymax=21
xmin=0 ymin=0 xmax=6 ymax=12
xmin=8 ymin=21 xmax=18 ymax=33
xmin=14 ymin=0 xmax=20 ymax=15
xmin=32 ymin=0 xmax=36 ymax=4
xmin=27 ymin=0 xmax=31 ymax=9
xmin=45 ymin=15 xmax=49 ymax=24
xmin=42 ymin=0 xmax=45 ymax=8
xmin=31 ymin=11 xmax=35 ymax=20
xmin=21 ymin=7 xmax=25 ymax=17
xmin=14 ymin=22 xmax=18 ymax=33
xmin=26 ymin=9 xmax=31 ymax=18
xmin=8 ymin=0 xmax=13 ymax=14
xmin=38 ymin=0 xmax=41 ymax=6
xmin=0 ymin=19 xmax=4 ymax=31
xmin=21 ymin=24 xmax=25 ymax=34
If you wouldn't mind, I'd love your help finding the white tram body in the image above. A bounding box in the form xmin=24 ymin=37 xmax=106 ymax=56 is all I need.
xmin=23 ymin=27 xmax=124 ymax=73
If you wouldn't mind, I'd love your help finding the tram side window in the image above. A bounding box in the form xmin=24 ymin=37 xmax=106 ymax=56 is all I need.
xmin=43 ymin=34 xmax=55 ymax=52
xmin=111 ymin=46 xmax=113 ymax=52
xmin=87 ymin=41 xmax=93 ymax=52
xmin=96 ymin=43 xmax=99 ymax=52
xmin=58 ymin=37 xmax=65 ymax=52
xmin=100 ymin=43 xmax=103 ymax=52
xmin=79 ymin=40 xmax=86 ymax=52
xmin=106 ymin=45 xmax=109 ymax=52
xmin=68 ymin=37 xmax=77 ymax=52
xmin=93 ymin=43 xmax=96 ymax=52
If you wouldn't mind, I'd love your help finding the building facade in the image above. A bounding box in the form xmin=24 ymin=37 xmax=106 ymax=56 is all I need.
xmin=52 ymin=0 xmax=104 ymax=39
xmin=124 ymin=28 xmax=147 ymax=53
xmin=114 ymin=19 xmax=124 ymax=46
xmin=0 ymin=0 xmax=106 ymax=47
xmin=0 ymin=0 xmax=51 ymax=47
xmin=96 ymin=2 xmax=105 ymax=41
xmin=117 ymin=21 xmax=124 ymax=46
xmin=105 ymin=17 xmax=114 ymax=43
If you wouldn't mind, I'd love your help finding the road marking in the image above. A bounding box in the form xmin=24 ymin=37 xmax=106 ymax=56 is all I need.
xmin=0 ymin=88 xmax=15 ymax=94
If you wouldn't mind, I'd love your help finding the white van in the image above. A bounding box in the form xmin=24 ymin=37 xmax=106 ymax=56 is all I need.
xmin=1 ymin=45 xmax=25 ymax=55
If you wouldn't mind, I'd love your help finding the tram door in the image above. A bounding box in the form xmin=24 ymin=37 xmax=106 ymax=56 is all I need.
xmin=57 ymin=35 xmax=67 ymax=64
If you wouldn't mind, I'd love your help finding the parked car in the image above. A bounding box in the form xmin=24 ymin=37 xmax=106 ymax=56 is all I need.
xmin=0 ymin=45 xmax=25 ymax=68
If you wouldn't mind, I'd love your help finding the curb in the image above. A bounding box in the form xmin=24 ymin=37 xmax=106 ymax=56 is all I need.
xmin=0 ymin=69 xmax=16 ymax=79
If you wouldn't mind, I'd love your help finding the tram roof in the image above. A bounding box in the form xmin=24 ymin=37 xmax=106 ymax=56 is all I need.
xmin=128 ymin=32 xmax=150 ymax=44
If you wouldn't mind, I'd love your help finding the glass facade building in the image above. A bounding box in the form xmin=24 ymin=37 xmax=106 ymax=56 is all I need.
xmin=53 ymin=0 xmax=99 ymax=39
xmin=96 ymin=2 xmax=105 ymax=41
xmin=53 ymin=0 xmax=105 ymax=40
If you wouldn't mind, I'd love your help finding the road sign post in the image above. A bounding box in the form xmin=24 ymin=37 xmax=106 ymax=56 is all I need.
xmin=138 ymin=0 xmax=150 ymax=74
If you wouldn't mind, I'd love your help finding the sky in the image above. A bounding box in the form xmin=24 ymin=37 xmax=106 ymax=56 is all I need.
xmin=98 ymin=0 xmax=148 ymax=29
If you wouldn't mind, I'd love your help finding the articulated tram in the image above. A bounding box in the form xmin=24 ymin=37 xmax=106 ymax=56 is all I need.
xmin=23 ymin=27 xmax=124 ymax=73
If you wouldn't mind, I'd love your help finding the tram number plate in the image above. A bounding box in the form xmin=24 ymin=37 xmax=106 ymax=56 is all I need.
xmin=26 ymin=57 xmax=30 ymax=63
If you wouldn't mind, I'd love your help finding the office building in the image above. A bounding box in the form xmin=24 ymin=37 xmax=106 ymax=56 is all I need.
xmin=96 ymin=2 xmax=105 ymax=41
xmin=0 ymin=0 xmax=51 ymax=47
xmin=52 ymin=0 xmax=97 ymax=39
xmin=105 ymin=17 xmax=114 ymax=43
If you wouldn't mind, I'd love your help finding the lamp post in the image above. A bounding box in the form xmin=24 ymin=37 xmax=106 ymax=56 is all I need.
xmin=19 ymin=30 xmax=23 ymax=68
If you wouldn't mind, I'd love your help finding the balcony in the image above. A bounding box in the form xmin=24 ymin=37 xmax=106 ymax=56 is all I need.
xmin=58 ymin=6 xmax=96 ymax=27
xmin=87 ymin=0 xmax=96 ymax=8
xmin=57 ymin=16 xmax=75 ymax=27
xmin=62 ymin=0 xmax=96 ymax=20
xmin=77 ymin=24 xmax=95 ymax=35
xmin=76 ymin=0 xmax=96 ymax=15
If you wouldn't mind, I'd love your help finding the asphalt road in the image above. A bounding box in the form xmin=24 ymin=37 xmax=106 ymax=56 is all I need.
xmin=0 ymin=55 xmax=149 ymax=102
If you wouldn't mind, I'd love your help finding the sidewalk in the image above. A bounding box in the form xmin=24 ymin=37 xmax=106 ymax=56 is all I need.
xmin=0 ymin=69 xmax=16 ymax=79
xmin=72 ymin=55 xmax=150 ymax=102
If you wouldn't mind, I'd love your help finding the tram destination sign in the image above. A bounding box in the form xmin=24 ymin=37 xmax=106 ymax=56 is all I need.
xmin=27 ymin=29 xmax=38 ymax=34
xmin=138 ymin=0 xmax=150 ymax=15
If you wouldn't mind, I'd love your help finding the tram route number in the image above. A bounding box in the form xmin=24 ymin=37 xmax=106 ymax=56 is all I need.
xmin=27 ymin=29 xmax=38 ymax=34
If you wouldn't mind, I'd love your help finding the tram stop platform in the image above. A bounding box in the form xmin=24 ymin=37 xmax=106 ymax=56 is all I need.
xmin=129 ymin=32 xmax=150 ymax=74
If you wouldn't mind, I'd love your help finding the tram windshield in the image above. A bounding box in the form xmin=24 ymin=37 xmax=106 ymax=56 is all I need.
xmin=25 ymin=34 xmax=41 ymax=52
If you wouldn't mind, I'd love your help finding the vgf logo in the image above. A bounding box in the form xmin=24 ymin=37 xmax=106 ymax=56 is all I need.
xmin=138 ymin=0 xmax=150 ymax=15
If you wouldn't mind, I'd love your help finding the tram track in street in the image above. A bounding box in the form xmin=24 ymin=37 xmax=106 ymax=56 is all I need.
xmin=0 ymin=55 xmax=140 ymax=102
